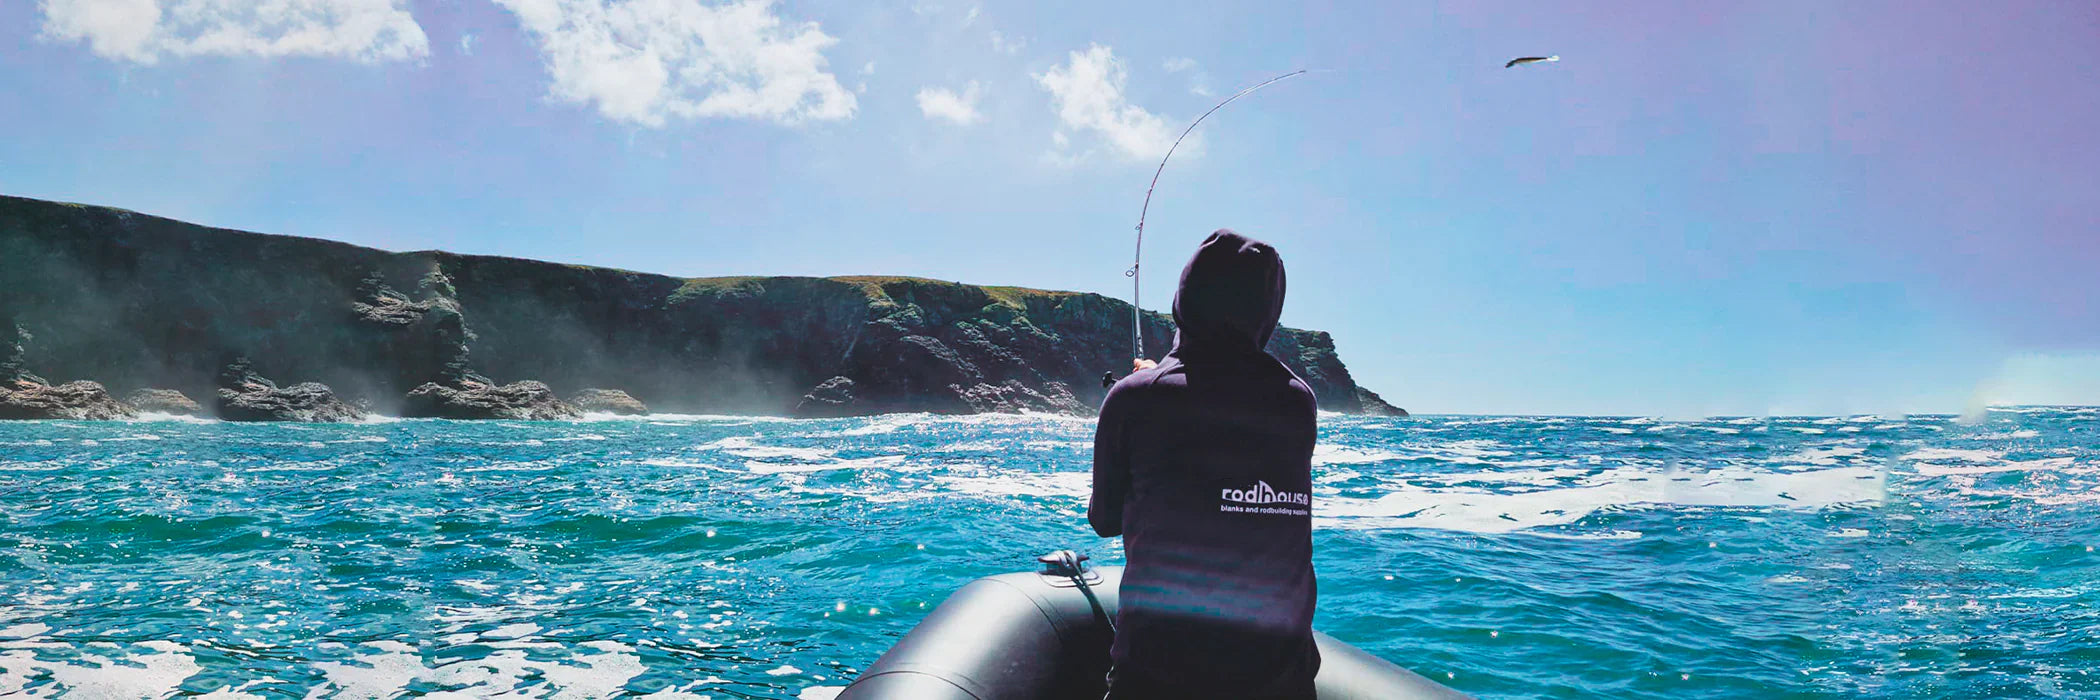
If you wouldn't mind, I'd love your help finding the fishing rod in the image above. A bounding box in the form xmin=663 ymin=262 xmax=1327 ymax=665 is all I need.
xmin=1127 ymin=69 xmax=1311 ymax=362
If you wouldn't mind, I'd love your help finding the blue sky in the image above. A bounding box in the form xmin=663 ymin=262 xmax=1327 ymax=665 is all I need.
xmin=3 ymin=0 xmax=2096 ymax=415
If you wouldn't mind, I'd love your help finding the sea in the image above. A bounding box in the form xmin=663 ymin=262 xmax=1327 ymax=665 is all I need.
xmin=1 ymin=408 xmax=2095 ymax=699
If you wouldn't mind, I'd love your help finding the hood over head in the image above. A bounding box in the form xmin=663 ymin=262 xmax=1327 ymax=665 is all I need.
xmin=1170 ymin=229 xmax=1287 ymax=357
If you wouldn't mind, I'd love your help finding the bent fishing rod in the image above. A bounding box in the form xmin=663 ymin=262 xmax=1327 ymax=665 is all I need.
xmin=1126 ymin=69 xmax=1311 ymax=363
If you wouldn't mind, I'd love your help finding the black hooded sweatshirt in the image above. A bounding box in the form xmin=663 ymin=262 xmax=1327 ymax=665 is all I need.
xmin=1090 ymin=229 xmax=1320 ymax=699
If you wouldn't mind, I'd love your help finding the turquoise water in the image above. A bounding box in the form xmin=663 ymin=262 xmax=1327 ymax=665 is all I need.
xmin=1 ymin=408 xmax=2095 ymax=698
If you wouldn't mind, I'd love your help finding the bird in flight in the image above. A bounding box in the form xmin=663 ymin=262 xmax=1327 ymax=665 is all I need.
xmin=1505 ymin=55 xmax=1560 ymax=68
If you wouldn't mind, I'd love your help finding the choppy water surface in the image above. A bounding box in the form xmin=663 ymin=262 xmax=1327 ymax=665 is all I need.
xmin=2 ymin=408 xmax=2096 ymax=698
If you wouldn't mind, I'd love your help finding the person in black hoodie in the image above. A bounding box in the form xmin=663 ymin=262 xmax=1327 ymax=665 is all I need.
xmin=1090 ymin=229 xmax=1320 ymax=699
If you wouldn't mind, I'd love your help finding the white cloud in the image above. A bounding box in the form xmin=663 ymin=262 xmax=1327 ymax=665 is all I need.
xmin=1162 ymin=56 xmax=1212 ymax=96
xmin=962 ymin=3 xmax=979 ymax=26
xmin=916 ymin=81 xmax=982 ymax=125
xmin=458 ymin=32 xmax=477 ymax=56
xmin=987 ymin=29 xmax=1022 ymax=55
xmin=1034 ymin=43 xmax=1184 ymax=163
xmin=494 ymin=0 xmax=856 ymax=127
xmin=39 ymin=0 xmax=429 ymax=64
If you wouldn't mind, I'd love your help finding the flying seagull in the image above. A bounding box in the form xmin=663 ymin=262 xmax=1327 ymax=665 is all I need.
xmin=1505 ymin=55 xmax=1560 ymax=68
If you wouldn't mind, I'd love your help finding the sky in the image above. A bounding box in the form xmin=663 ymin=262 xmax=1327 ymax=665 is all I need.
xmin=2 ymin=0 xmax=2096 ymax=416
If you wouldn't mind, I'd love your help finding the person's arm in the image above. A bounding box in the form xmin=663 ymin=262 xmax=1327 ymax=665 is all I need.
xmin=1088 ymin=380 xmax=1137 ymax=537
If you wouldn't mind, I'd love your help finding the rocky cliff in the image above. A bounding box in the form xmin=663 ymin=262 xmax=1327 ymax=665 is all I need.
xmin=0 ymin=195 xmax=1402 ymax=417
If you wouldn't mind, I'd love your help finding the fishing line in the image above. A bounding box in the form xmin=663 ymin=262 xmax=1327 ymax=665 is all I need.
xmin=1127 ymin=69 xmax=1314 ymax=361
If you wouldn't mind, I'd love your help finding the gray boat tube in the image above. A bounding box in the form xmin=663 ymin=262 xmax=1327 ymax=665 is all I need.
xmin=839 ymin=556 xmax=1471 ymax=700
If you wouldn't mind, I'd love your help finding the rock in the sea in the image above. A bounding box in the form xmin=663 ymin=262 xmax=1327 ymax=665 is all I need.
xmin=1356 ymin=387 xmax=1409 ymax=417
xmin=0 ymin=317 xmax=136 ymax=419
xmin=794 ymin=376 xmax=859 ymax=418
xmin=0 ymin=378 xmax=137 ymax=420
xmin=404 ymin=380 xmax=582 ymax=420
xmin=956 ymin=379 xmax=1087 ymax=415
xmin=216 ymin=357 xmax=367 ymax=422
xmin=572 ymin=388 xmax=647 ymax=415
xmin=127 ymin=388 xmax=206 ymax=417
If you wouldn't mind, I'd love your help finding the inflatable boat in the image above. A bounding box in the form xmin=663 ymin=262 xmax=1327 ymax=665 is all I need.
xmin=839 ymin=552 xmax=1470 ymax=699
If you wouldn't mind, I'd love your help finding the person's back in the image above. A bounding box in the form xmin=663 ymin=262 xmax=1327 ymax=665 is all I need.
xmin=1090 ymin=230 xmax=1320 ymax=699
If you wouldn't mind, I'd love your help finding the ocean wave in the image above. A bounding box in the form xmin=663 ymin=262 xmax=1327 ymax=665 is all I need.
xmin=3 ymin=409 xmax=2093 ymax=699
xmin=1316 ymin=464 xmax=1886 ymax=534
xmin=931 ymin=470 xmax=1093 ymax=500
xmin=131 ymin=412 xmax=215 ymax=424
xmin=747 ymin=455 xmax=907 ymax=475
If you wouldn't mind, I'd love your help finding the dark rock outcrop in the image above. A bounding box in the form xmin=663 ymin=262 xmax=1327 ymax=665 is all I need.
xmin=1356 ymin=387 xmax=1408 ymax=417
xmin=0 ymin=378 xmax=136 ymax=420
xmin=573 ymin=388 xmax=647 ymax=415
xmin=0 ymin=317 xmax=136 ymax=419
xmin=795 ymin=376 xmax=859 ymax=418
xmin=404 ymin=380 xmax=582 ymax=420
xmin=0 ymin=194 xmax=1404 ymax=417
xmin=216 ymin=358 xmax=366 ymax=422
xmin=1 ymin=320 xmax=30 ymax=385
xmin=127 ymin=389 xmax=206 ymax=416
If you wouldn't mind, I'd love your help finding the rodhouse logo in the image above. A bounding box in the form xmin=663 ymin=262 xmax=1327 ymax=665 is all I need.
xmin=1220 ymin=480 xmax=1310 ymax=507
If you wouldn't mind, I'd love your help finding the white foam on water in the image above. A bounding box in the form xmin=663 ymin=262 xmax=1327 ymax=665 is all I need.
xmin=315 ymin=643 xmax=429 ymax=700
xmin=1315 ymin=467 xmax=1364 ymax=485
xmin=0 ymin=636 xmax=202 ymax=700
xmin=482 ymin=622 xmax=541 ymax=640
xmin=747 ymin=455 xmax=906 ymax=474
xmin=131 ymin=412 xmax=215 ymax=424
xmin=766 ymin=665 xmax=802 ymax=676
xmin=653 ymin=413 xmax=799 ymax=422
xmin=1317 ymin=465 xmax=1885 ymax=534
xmin=638 ymin=459 xmax=723 ymax=470
xmin=1913 ymin=457 xmax=2077 ymax=476
xmin=192 ymin=678 xmax=278 ymax=699
xmin=1527 ymin=529 xmax=1644 ymax=541
xmin=932 ymin=440 xmax=1013 ymax=453
xmin=1430 ymin=440 xmax=1514 ymax=463
xmin=806 ymin=414 xmax=921 ymax=437
xmin=312 ymin=639 xmax=648 ymax=699
xmin=1904 ymin=447 xmax=2003 ymax=463
xmin=933 ymin=470 xmax=1092 ymax=500
xmin=1312 ymin=445 xmax=1406 ymax=466
xmin=0 ymin=624 xmax=49 ymax=640
xmin=1779 ymin=446 xmax=1867 ymax=467
xmin=1831 ymin=528 xmax=1872 ymax=538
xmin=706 ymin=437 xmax=835 ymax=462
xmin=534 ymin=642 xmax=645 ymax=699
